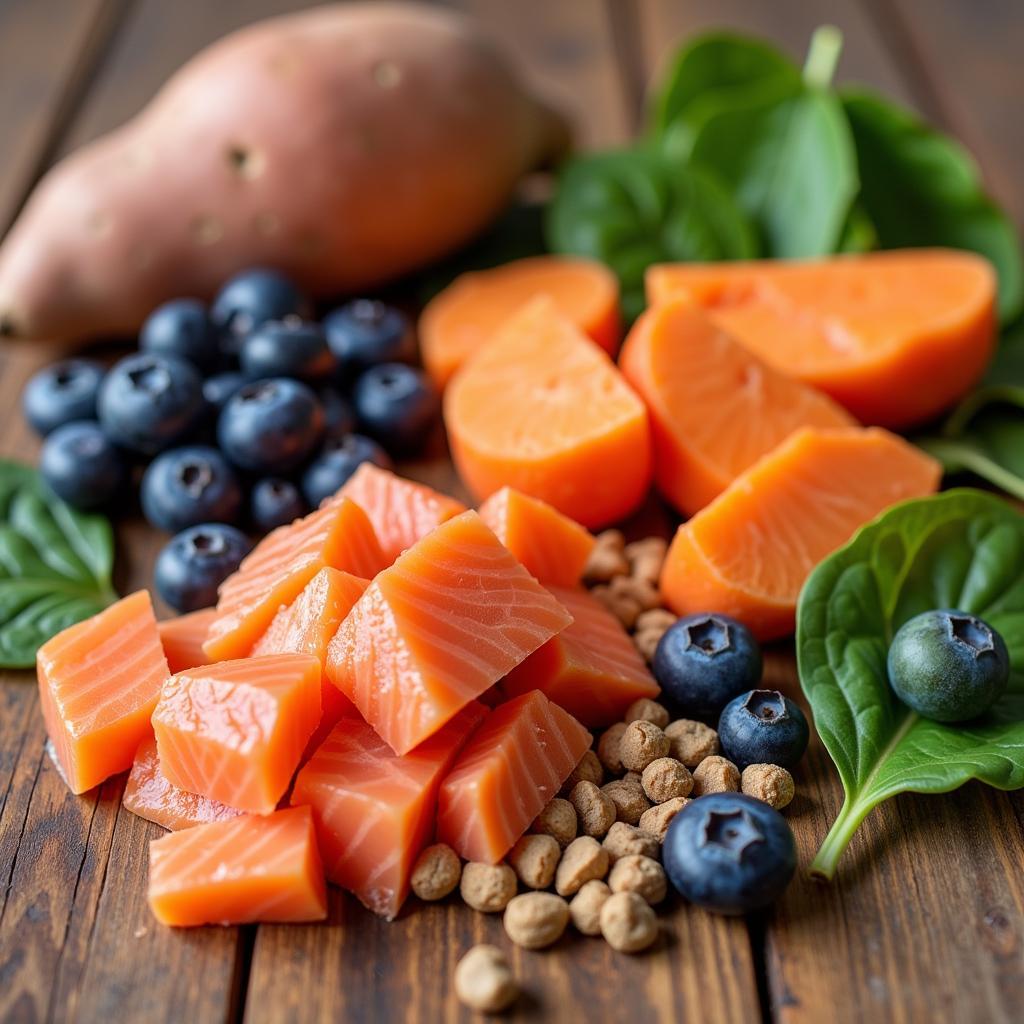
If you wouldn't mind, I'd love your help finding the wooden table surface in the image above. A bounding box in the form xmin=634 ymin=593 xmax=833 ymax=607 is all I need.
xmin=1 ymin=2 xmax=1023 ymax=1022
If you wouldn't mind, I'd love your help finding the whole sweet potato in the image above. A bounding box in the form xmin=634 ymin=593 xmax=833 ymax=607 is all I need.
xmin=0 ymin=3 xmax=567 ymax=342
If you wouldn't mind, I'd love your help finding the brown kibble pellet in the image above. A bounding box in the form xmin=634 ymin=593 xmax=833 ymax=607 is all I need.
xmin=633 ymin=629 xmax=664 ymax=663
xmin=460 ymin=862 xmax=517 ymax=913
xmin=608 ymin=854 xmax=667 ymax=905
xmin=623 ymin=697 xmax=670 ymax=729
xmin=583 ymin=530 xmax=630 ymax=584
xmin=569 ymin=780 xmax=616 ymax=837
xmin=622 ymin=770 xmax=643 ymax=787
xmin=555 ymin=836 xmax=609 ymax=896
xmin=638 ymin=797 xmax=688 ymax=841
xmin=624 ymin=537 xmax=667 ymax=586
xmin=600 ymin=891 xmax=659 ymax=953
xmin=692 ymin=755 xmax=740 ymax=796
xmin=634 ymin=608 xmax=677 ymax=635
xmin=597 ymin=722 xmax=628 ymax=774
xmin=641 ymin=757 xmax=693 ymax=803
xmin=591 ymin=580 xmax=642 ymax=629
xmin=410 ymin=843 xmax=461 ymax=901
xmin=532 ymin=797 xmax=577 ymax=847
xmin=503 ymin=892 xmax=570 ymax=949
xmin=508 ymin=833 xmax=561 ymax=890
xmin=569 ymin=879 xmax=611 ymax=936
xmin=563 ymin=749 xmax=604 ymax=793
xmin=741 ymin=763 xmax=795 ymax=810
xmin=603 ymin=821 xmax=661 ymax=863
xmin=619 ymin=720 xmax=670 ymax=772
xmin=601 ymin=779 xmax=651 ymax=826
xmin=665 ymin=719 xmax=720 ymax=767
xmin=454 ymin=945 xmax=518 ymax=1013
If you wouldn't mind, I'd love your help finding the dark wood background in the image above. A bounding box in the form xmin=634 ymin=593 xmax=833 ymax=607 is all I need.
xmin=1 ymin=1 xmax=1023 ymax=1021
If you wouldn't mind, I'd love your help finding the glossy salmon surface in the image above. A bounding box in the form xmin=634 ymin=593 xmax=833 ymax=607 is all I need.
xmin=326 ymin=510 xmax=573 ymax=755
xmin=157 ymin=608 xmax=216 ymax=674
xmin=153 ymin=653 xmax=322 ymax=814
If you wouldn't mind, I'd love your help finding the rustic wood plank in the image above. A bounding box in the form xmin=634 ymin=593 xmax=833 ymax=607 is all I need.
xmin=874 ymin=0 xmax=1024 ymax=224
xmin=0 ymin=0 xmax=126 ymax=235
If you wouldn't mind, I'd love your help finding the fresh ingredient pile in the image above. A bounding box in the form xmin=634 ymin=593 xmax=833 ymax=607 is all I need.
xmin=24 ymin=267 xmax=442 ymax=612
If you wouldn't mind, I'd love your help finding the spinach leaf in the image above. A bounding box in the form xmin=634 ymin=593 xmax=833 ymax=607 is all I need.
xmin=797 ymin=489 xmax=1024 ymax=879
xmin=546 ymin=147 xmax=757 ymax=320
xmin=0 ymin=460 xmax=118 ymax=667
xmin=689 ymin=85 xmax=858 ymax=258
xmin=843 ymin=90 xmax=1024 ymax=324
xmin=652 ymin=32 xmax=801 ymax=158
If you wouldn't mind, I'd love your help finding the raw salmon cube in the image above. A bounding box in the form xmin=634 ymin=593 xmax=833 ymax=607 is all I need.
xmin=158 ymin=607 xmax=216 ymax=674
xmin=478 ymin=487 xmax=596 ymax=587
xmin=203 ymin=497 xmax=385 ymax=661
xmin=37 ymin=590 xmax=170 ymax=794
xmin=148 ymin=805 xmax=327 ymax=926
xmin=251 ymin=568 xmax=369 ymax=754
xmin=124 ymin=735 xmax=242 ymax=831
xmin=325 ymin=510 xmax=573 ymax=755
xmin=334 ymin=463 xmax=466 ymax=564
xmin=291 ymin=702 xmax=486 ymax=920
xmin=153 ymin=653 xmax=322 ymax=814
xmin=437 ymin=690 xmax=590 ymax=863
xmin=503 ymin=586 xmax=660 ymax=726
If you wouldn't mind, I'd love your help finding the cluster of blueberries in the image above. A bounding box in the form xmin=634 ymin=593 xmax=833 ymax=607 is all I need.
xmin=653 ymin=613 xmax=807 ymax=913
xmin=23 ymin=268 xmax=439 ymax=612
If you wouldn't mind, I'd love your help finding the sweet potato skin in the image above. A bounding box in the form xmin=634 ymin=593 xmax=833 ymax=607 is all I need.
xmin=0 ymin=3 xmax=566 ymax=342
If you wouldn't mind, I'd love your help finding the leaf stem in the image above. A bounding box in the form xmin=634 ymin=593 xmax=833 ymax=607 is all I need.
xmin=809 ymin=795 xmax=874 ymax=880
xmin=803 ymin=25 xmax=843 ymax=89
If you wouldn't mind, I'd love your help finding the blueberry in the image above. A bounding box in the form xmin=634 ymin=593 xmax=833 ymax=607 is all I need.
xmin=239 ymin=317 xmax=335 ymax=382
xmin=301 ymin=434 xmax=392 ymax=508
xmin=250 ymin=478 xmax=307 ymax=533
xmin=323 ymin=300 xmax=412 ymax=378
xmin=39 ymin=421 xmax=125 ymax=510
xmin=154 ymin=523 xmax=252 ymax=613
xmin=22 ymin=359 xmax=105 ymax=436
xmin=139 ymin=298 xmax=219 ymax=372
xmin=211 ymin=268 xmax=309 ymax=338
xmin=140 ymin=445 xmax=243 ymax=532
xmin=887 ymin=609 xmax=1009 ymax=723
xmin=663 ymin=793 xmax=796 ymax=915
xmin=653 ymin=613 xmax=763 ymax=719
xmin=202 ymin=371 xmax=247 ymax=413
xmin=319 ymin=387 xmax=356 ymax=438
xmin=352 ymin=363 xmax=439 ymax=456
xmin=218 ymin=378 xmax=323 ymax=475
xmin=717 ymin=690 xmax=809 ymax=769
xmin=97 ymin=353 xmax=205 ymax=455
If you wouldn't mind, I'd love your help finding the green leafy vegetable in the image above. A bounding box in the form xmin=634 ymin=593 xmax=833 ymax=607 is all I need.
xmin=0 ymin=460 xmax=118 ymax=667
xmin=546 ymin=148 xmax=757 ymax=320
xmin=844 ymin=90 xmax=1024 ymax=324
xmin=797 ymin=489 xmax=1024 ymax=879
xmin=689 ymin=86 xmax=858 ymax=257
xmin=652 ymin=32 xmax=800 ymax=157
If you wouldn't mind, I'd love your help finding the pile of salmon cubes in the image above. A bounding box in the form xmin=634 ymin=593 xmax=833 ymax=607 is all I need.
xmin=36 ymin=463 xmax=668 ymax=931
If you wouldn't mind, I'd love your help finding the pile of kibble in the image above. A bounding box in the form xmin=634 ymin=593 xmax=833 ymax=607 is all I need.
xmin=442 ymin=530 xmax=808 ymax=1011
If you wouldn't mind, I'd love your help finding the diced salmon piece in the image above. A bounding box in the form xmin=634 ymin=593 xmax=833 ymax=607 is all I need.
xmin=478 ymin=487 xmax=596 ymax=587
xmin=148 ymin=805 xmax=327 ymax=926
xmin=326 ymin=510 xmax=573 ymax=755
xmin=158 ymin=608 xmax=216 ymax=674
xmin=153 ymin=653 xmax=322 ymax=814
xmin=333 ymin=463 xmax=466 ymax=564
xmin=503 ymin=586 xmax=660 ymax=726
xmin=37 ymin=590 xmax=170 ymax=794
xmin=437 ymin=690 xmax=590 ymax=863
xmin=251 ymin=568 xmax=369 ymax=754
xmin=292 ymin=702 xmax=486 ymax=920
xmin=203 ymin=497 xmax=385 ymax=661
xmin=124 ymin=735 xmax=242 ymax=831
